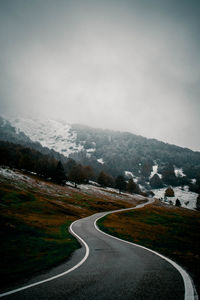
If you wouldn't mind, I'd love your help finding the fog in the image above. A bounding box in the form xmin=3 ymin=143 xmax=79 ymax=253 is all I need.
xmin=0 ymin=0 xmax=199 ymax=150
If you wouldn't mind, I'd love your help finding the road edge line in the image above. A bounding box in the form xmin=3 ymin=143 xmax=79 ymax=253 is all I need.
xmin=94 ymin=200 xmax=198 ymax=300
xmin=0 ymin=220 xmax=90 ymax=298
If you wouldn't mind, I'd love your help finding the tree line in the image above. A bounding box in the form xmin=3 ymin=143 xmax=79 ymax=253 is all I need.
xmin=0 ymin=141 xmax=65 ymax=184
xmin=70 ymin=124 xmax=200 ymax=186
xmin=0 ymin=141 xmax=143 ymax=195
xmin=97 ymin=171 xmax=142 ymax=194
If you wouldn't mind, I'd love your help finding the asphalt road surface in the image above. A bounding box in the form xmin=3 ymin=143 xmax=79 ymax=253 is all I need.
xmin=0 ymin=199 xmax=194 ymax=300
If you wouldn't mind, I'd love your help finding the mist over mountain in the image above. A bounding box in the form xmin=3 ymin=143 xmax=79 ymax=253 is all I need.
xmin=70 ymin=124 xmax=200 ymax=189
xmin=0 ymin=116 xmax=67 ymax=162
xmin=1 ymin=115 xmax=200 ymax=192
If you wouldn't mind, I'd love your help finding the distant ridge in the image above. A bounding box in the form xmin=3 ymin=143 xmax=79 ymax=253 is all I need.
xmin=1 ymin=115 xmax=200 ymax=190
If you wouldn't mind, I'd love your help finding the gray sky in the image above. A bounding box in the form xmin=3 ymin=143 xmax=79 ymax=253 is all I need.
xmin=0 ymin=0 xmax=199 ymax=150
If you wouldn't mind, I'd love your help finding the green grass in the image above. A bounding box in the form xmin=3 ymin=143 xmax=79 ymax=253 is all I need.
xmin=0 ymin=216 xmax=80 ymax=287
xmin=0 ymin=190 xmax=36 ymax=206
xmin=0 ymin=186 xmax=81 ymax=288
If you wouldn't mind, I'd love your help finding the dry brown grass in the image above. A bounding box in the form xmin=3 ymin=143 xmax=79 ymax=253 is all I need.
xmin=98 ymin=200 xmax=200 ymax=295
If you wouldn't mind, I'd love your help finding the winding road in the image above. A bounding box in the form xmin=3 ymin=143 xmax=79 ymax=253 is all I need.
xmin=0 ymin=199 xmax=197 ymax=299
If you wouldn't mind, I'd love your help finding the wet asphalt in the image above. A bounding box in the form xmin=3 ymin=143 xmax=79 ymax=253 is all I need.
xmin=0 ymin=204 xmax=185 ymax=300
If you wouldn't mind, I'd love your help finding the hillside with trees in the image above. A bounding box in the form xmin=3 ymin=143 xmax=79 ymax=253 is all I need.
xmin=1 ymin=117 xmax=200 ymax=192
xmin=0 ymin=141 xmax=143 ymax=195
xmin=0 ymin=141 xmax=94 ymax=186
xmin=0 ymin=117 xmax=66 ymax=163
xmin=70 ymin=124 xmax=200 ymax=190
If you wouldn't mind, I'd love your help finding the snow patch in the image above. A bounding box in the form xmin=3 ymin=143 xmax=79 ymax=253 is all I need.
xmin=125 ymin=171 xmax=134 ymax=178
xmin=78 ymin=183 xmax=144 ymax=201
xmin=8 ymin=117 xmax=83 ymax=157
xmin=149 ymin=164 xmax=162 ymax=179
xmin=191 ymin=178 xmax=197 ymax=184
xmin=174 ymin=167 xmax=185 ymax=177
xmin=86 ymin=148 xmax=96 ymax=153
xmin=66 ymin=181 xmax=76 ymax=187
xmin=88 ymin=180 xmax=100 ymax=187
xmin=0 ymin=167 xmax=32 ymax=183
xmin=124 ymin=171 xmax=139 ymax=183
xmin=152 ymin=186 xmax=198 ymax=210
xmin=97 ymin=158 xmax=104 ymax=164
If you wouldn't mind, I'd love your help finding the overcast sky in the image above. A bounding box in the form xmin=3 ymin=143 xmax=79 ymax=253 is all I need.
xmin=0 ymin=0 xmax=199 ymax=150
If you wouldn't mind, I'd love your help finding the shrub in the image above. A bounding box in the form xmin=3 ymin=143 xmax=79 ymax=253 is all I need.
xmin=175 ymin=198 xmax=181 ymax=207
xmin=150 ymin=174 xmax=163 ymax=188
xmin=165 ymin=187 xmax=175 ymax=197
xmin=196 ymin=194 xmax=200 ymax=211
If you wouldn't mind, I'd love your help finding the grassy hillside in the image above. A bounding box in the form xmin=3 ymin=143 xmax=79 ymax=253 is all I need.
xmin=0 ymin=167 xmax=143 ymax=289
xmin=98 ymin=201 xmax=200 ymax=295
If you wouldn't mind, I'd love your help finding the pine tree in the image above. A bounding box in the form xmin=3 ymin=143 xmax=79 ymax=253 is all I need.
xmin=69 ymin=164 xmax=85 ymax=188
xmin=115 ymin=175 xmax=126 ymax=193
xmin=162 ymin=165 xmax=178 ymax=186
xmin=127 ymin=178 xmax=140 ymax=194
xmin=164 ymin=187 xmax=175 ymax=197
xmin=52 ymin=161 xmax=66 ymax=185
xmin=83 ymin=166 xmax=94 ymax=183
xmin=150 ymin=174 xmax=163 ymax=188
xmin=175 ymin=198 xmax=181 ymax=207
xmin=97 ymin=171 xmax=114 ymax=187
xmin=97 ymin=171 xmax=107 ymax=187
xmin=196 ymin=194 xmax=200 ymax=211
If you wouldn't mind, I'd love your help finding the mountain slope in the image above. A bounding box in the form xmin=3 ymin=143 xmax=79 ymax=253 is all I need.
xmin=8 ymin=117 xmax=83 ymax=157
xmin=70 ymin=124 xmax=200 ymax=186
xmin=0 ymin=116 xmax=69 ymax=162
xmin=1 ymin=116 xmax=200 ymax=190
xmin=0 ymin=166 xmax=138 ymax=289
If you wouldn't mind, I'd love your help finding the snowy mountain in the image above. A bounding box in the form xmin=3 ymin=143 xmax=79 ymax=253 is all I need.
xmin=1 ymin=115 xmax=200 ymax=194
xmin=8 ymin=117 xmax=83 ymax=157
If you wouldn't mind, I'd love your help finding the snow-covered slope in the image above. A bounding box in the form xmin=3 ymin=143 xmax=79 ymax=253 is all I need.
xmin=149 ymin=162 xmax=162 ymax=179
xmin=8 ymin=117 xmax=83 ymax=157
xmin=153 ymin=186 xmax=198 ymax=210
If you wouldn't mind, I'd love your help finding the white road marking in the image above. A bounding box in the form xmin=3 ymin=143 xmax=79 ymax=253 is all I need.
xmin=0 ymin=200 xmax=150 ymax=297
xmin=0 ymin=220 xmax=89 ymax=298
xmin=94 ymin=199 xmax=198 ymax=300
xmin=0 ymin=198 xmax=198 ymax=299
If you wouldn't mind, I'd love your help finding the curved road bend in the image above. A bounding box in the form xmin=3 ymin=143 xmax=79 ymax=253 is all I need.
xmin=0 ymin=199 xmax=194 ymax=300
